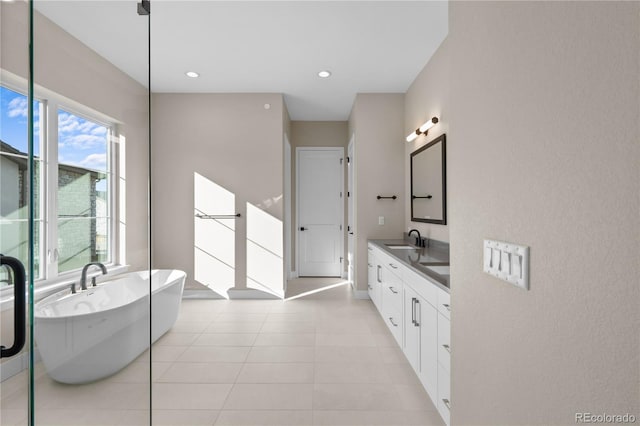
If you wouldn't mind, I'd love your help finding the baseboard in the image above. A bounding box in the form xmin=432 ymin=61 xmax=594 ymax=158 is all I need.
xmin=182 ymin=289 xmax=225 ymax=299
xmin=227 ymin=288 xmax=282 ymax=300
xmin=353 ymin=289 xmax=370 ymax=300
xmin=1 ymin=349 xmax=41 ymax=382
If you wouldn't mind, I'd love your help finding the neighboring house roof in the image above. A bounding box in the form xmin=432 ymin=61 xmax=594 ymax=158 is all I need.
xmin=1 ymin=139 xmax=106 ymax=179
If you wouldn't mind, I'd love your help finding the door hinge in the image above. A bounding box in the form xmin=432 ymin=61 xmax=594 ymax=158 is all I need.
xmin=340 ymin=192 xmax=342 ymax=198
xmin=339 ymin=225 xmax=342 ymax=231
xmin=347 ymin=225 xmax=351 ymax=232
xmin=347 ymin=191 xmax=350 ymax=197
xmin=340 ymin=158 xmax=343 ymax=164
xmin=347 ymin=156 xmax=350 ymax=164
xmin=340 ymin=257 xmax=343 ymax=263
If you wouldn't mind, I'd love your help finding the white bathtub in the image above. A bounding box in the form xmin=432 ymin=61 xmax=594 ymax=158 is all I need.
xmin=34 ymin=269 xmax=186 ymax=384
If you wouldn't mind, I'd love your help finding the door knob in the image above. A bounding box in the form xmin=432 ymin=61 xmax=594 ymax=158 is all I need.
xmin=300 ymin=227 xmax=307 ymax=231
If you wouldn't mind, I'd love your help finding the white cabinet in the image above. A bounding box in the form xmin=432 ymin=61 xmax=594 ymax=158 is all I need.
xmin=367 ymin=241 xmax=451 ymax=426
xmin=380 ymin=263 xmax=403 ymax=346
xmin=367 ymin=246 xmax=380 ymax=308
xmin=404 ymin=285 xmax=439 ymax=403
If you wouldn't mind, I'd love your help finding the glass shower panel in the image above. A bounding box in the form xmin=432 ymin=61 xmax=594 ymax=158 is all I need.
xmin=30 ymin=1 xmax=151 ymax=424
xmin=1 ymin=1 xmax=33 ymax=424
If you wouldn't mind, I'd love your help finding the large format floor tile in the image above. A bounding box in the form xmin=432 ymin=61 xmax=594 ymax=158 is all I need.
xmin=1 ymin=277 xmax=442 ymax=425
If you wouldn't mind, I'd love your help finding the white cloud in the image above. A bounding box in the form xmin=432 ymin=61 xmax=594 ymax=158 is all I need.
xmin=7 ymin=97 xmax=28 ymax=118
xmin=78 ymin=153 xmax=107 ymax=170
xmin=57 ymin=112 xmax=107 ymax=149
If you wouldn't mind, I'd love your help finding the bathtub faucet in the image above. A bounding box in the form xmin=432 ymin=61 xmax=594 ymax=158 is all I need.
xmin=80 ymin=262 xmax=107 ymax=291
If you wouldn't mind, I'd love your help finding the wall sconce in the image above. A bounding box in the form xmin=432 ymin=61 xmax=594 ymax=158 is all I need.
xmin=406 ymin=117 xmax=439 ymax=142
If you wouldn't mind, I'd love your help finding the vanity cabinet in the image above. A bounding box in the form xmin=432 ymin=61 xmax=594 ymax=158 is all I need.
xmin=367 ymin=247 xmax=380 ymax=309
xmin=368 ymin=242 xmax=451 ymax=426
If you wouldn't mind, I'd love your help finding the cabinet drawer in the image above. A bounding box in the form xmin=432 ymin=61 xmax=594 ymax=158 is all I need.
xmin=437 ymin=364 xmax=450 ymax=425
xmin=404 ymin=266 xmax=438 ymax=307
xmin=381 ymin=272 xmax=403 ymax=314
xmin=375 ymin=250 xmax=403 ymax=280
xmin=437 ymin=313 xmax=451 ymax=372
xmin=437 ymin=289 xmax=451 ymax=320
xmin=384 ymin=309 xmax=403 ymax=346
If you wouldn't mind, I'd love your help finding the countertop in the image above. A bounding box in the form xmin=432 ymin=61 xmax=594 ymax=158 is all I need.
xmin=369 ymin=238 xmax=450 ymax=293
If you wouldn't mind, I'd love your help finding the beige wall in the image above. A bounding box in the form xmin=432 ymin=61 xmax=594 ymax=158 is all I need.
xmin=448 ymin=2 xmax=639 ymax=423
xmin=289 ymin=121 xmax=349 ymax=276
xmin=348 ymin=94 xmax=405 ymax=291
xmin=404 ymin=38 xmax=450 ymax=243
xmin=1 ymin=2 xmax=149 ymax=366
xmin=151 ymin=93 xmax=285 ymax=294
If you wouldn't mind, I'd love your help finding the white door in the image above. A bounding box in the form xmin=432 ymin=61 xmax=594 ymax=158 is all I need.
xmin=347 ymin=139 xmax=355 ymax=287
xmin=297 ymin=148 xmax=343 ymax=277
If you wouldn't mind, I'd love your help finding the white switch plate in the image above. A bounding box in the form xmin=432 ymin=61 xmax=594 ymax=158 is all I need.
xmin=378 ymin=216 xmax=385 ymax=225
xmin=483 ymin=239 xmax=529 ymax=290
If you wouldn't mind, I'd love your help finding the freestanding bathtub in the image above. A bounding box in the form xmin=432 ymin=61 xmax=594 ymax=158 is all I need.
xmin=34 ymin=269 xmax=186 ymax=384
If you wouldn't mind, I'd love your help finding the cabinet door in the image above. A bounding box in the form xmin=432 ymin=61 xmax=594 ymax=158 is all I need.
xmin=367 ymin=250 xmax=376 ymax=305
xmin=404 ymin=286 xmax=420 ymax=373
xmin=418 ymin=298 xmax=439 ymax=404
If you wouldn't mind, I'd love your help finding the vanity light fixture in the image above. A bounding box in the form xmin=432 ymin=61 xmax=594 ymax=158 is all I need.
xmin=318 ymin=70 xmax=332 ymax=78
xmin=406 ymin=116 xmax=439 ymax=142
xmin=185 ymin=71 xmax=200 ymax=78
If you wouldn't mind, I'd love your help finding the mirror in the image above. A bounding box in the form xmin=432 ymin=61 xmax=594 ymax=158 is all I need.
xmin=410 ymin=133 xmax=446 ymax=224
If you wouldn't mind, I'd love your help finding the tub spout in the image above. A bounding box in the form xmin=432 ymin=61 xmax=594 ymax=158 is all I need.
xmin=80 ymin=262 xmax=107 ymax=291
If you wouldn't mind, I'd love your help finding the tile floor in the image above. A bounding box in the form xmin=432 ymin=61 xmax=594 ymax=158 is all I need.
xmin=1 ymin=278 xmax=443 ymax=425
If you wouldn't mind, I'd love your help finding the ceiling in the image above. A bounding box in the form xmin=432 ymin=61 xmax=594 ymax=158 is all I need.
xmin=35 ymin=1 xmax=448 ymax=121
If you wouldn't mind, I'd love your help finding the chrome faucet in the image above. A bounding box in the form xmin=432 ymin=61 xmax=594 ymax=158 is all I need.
xmin=80 ymin=262 xmax=107 ymax=291
xmin=408 ymin=229 xmax=425 ymax=248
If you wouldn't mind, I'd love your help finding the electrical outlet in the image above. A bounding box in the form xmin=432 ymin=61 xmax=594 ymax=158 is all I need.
xmin=378 ymin=216 xmax=385 ymax=225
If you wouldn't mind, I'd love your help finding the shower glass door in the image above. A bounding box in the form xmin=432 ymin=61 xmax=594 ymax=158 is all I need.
xmin=1 ymin=1 xmax=151 ymax=424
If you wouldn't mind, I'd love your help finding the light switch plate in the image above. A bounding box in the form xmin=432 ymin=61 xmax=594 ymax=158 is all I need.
xmin=378 ymin=216 xmax=385 ymax=225
xmin=483 ymin=239 xmax=529 ymax=290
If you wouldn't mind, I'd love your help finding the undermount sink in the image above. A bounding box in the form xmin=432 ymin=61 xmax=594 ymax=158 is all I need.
xmin=385 ymin=244 xmax=416 ymax=250
xmin=424 ymin=265 xmax=450 ymax=276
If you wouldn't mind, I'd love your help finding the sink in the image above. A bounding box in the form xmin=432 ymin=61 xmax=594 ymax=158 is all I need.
xmin=425 ymin=265 xmax=450 ymax=276
xmin=385 ymin=244 xmax=416 ymax=250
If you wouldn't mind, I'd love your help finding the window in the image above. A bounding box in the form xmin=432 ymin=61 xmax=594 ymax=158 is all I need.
xmin=0 ymin=86 xmax=43 ymax=282
xmin=0 ymin=83 xmax=115 ymax=290
xmin=57 ymin=109 xmax=111 ymax=273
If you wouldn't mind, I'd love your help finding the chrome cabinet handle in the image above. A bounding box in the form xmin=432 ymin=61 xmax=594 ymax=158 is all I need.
xmin=411 ymin=297 xmax=416 ymax=325
xmin=414 ymin=299 xmax=420 ymax=326
xmin=388 ymin=263 xmax=397 ymax=269
xmin=368 ymin=247 xmax=373 ymax=251
xmin=389 ymin=286 xmax=398 ymax=294
xmin=443 ymin=303 xmax=450 ymax=311
xmin=443 ymin=344 xmax=450 ymax=353
xmin=388 ymin=317 xmax=398 ymax=327
xmin=377 ymin=265 xmax=381 ymax=283
xmin=368 ymin=285 xmax=372 ymax=290
xmin=368 ymin=263 xmax=372 ymax=267
xmin=443 ymin=398 xmax=451 ymax=410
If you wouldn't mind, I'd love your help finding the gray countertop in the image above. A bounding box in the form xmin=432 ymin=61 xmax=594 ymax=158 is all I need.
xmin=369 ymin=238 xmax=450 ymax=293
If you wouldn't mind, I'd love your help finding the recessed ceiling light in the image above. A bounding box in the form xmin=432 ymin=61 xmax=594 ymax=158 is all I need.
xmin=185 ymin=71 xmax=199 ymax=78
xmin=318 ymin=70 xmax=332 ymax=78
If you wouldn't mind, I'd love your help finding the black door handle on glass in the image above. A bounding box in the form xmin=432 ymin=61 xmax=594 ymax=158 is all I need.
xmin=0 ymin=255 xmax=26 ymax=358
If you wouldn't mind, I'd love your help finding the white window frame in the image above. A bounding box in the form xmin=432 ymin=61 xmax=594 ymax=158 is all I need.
xmin=0 ymin=74 xmax=121 ymax=302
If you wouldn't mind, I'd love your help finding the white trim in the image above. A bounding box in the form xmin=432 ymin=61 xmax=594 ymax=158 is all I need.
xmin=353 ymin=289 xmax=370 ymax=300
xmin=0 ymin=350 xmax=41 ymax=382
xmin=227 ymin=288 xmax=282 ymax=300
xmin=182 ymin=289 xmax=225 ymax=300
xmin=295 ymin=147 xmax=345 ymax=277
xmin=283 ymin=135 xmax=292 ymax=295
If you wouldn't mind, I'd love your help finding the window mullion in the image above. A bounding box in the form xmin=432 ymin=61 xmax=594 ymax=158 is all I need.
xmin=47 ymin=100 xmax=59 ymax=279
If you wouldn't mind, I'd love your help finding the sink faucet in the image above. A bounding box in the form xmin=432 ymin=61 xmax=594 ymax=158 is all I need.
xmin=80 ymin=262 xmax=107 ymax=291
xmin=408 ymin=229 xmax=424 ymax=247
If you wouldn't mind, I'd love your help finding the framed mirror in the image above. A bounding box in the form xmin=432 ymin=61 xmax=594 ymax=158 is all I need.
xmin=410 ymin=133 xmax=446 ymax=224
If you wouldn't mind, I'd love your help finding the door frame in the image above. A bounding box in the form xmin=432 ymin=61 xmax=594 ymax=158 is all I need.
xmin=295 ymin=147 xmax=345 ymax=277
xmin=347 ymin=136 xmax=355 ymax=288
